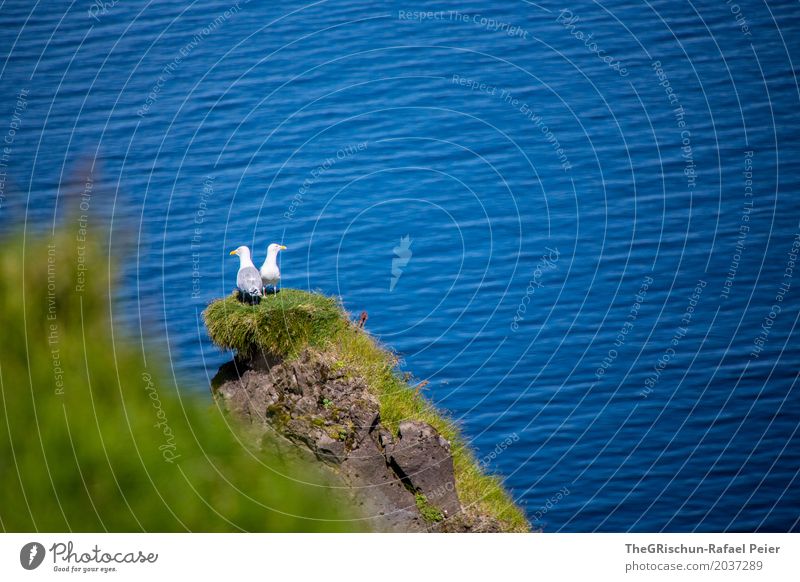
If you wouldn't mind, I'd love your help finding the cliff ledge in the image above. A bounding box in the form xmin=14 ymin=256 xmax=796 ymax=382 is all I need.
xmin=204 ymin=289 xmax=529 ymax=532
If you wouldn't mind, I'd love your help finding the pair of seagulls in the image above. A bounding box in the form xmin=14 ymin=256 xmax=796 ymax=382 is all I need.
xmin=230 ymin=243 xmax=286 ymax=303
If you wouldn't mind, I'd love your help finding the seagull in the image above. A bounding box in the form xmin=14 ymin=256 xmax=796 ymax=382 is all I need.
xmin=260 ymin=243 xmax=286 ymax=294
xmin=229 ymin=245 xmax=262 ymax=304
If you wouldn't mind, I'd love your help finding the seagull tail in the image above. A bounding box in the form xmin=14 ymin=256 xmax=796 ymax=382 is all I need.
xmin=236 ymin=289 xmax=261 ymax=305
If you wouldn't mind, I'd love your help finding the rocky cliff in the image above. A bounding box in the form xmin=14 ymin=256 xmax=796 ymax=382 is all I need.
xmin=204 ymin=290 xmax=530 ymax=532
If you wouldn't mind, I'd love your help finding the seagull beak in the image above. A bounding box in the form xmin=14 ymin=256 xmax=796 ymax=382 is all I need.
xmin=279 ymin=245 xmax=287 ymax=250
xmin=229 ymin=250 xmax=238 ymax=255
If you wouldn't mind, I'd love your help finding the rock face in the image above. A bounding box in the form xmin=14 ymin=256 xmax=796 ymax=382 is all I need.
xmin=386 ymin=421 xmax=461 ymax=517
xmin=212 ymin=351 xmax=497 ymax=532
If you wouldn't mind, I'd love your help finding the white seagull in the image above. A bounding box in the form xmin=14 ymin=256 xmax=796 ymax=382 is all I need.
xmin=260 ymin=243 xmax=286 ymax=293
xmin=229 ymin=245 xmax=263 ymax=303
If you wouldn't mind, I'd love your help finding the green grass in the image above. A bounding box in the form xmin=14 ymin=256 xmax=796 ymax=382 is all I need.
xmin=203 ymin=290 xmax=347 ymax=359
xmin=204 ymin=289 xmax=531 ymax=532
xmin=0 ymin=229 xmax=358 ymax=532
xmin=415 ymin=492 xmax=444 ymax=523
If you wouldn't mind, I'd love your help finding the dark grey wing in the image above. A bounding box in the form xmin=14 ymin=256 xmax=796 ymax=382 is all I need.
xmin=237 ymin=266 xmax=263 ymax=296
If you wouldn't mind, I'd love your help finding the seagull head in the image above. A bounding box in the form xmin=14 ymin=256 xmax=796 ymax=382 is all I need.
xmin=267 ymin=243 xmax=287 ymax=255
xmin=229 ymin=245 xmax=252 ymax=260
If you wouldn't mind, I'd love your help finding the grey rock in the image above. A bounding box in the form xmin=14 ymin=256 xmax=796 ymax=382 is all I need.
xmin=315 ymin=433 xmax=348 ymax=465
xmin=386 ymin=421 xmax=461 ymax=517
xmin=211 ymin=350 xmax=472 ymax=532
xmin=341 ymin=434 xmax=426 ymax=532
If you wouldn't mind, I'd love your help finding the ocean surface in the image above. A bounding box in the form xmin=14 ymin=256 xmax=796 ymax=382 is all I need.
xmin=1 ymin=0 xmax=799 ymax=531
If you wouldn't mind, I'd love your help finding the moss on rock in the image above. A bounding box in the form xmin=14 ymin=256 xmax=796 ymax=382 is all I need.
xmin=415 ymin=492 xmax=445 ymax=523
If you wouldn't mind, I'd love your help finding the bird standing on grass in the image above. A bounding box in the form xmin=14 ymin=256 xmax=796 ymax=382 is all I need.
xmin=229 ymin=245 xmax=263 ymax=304
xmin=260 ymin=243 xmax=286 ymax=294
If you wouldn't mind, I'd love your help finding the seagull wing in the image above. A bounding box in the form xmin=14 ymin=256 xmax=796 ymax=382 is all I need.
xmin=237 ymin=266 xmax=263 ymax=296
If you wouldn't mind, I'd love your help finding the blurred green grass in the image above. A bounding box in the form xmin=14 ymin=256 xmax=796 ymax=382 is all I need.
xmin=0 ymin=229 xmax=358 ymax=532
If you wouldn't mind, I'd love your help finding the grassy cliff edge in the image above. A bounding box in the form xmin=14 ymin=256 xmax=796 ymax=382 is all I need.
xmin=203 ymin=289 xmax=530 ymax=532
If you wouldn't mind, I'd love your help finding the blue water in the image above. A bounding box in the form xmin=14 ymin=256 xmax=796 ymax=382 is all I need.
xmin=2 ymin=0 xmax=799 ymax=531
